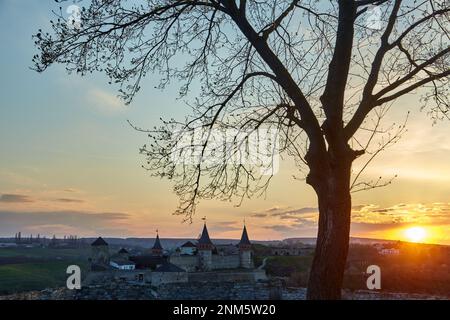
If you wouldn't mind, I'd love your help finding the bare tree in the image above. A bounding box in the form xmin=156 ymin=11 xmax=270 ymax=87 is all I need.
xmin=33 ymin=0 xmax=449 ymax=299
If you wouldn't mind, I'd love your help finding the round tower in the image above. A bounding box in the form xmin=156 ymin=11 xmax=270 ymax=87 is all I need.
xmin=118 ymin=247 xmax=129 ymax=259
xmin=90 ymin=237 xmax=110 ymax=270
xmin=197 ymin=223 xmax=213 ymax=271
xmin=239 ymin=225 xmax=252 ymax=269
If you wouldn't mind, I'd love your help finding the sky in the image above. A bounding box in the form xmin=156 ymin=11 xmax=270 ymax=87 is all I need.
xmin=0 ymin=0 xmax=449 ymax=244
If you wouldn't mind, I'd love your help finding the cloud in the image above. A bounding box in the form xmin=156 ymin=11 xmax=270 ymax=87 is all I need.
xmin=351 ymin=202 xmax=450 ymax=225
xmin=210 ymin=221 xmax=242 ymax=233
xmin=87 ymin=88 xmax=125 ymax=114
xmin=253 ymin=202 xmax=450 ymax=242
xmin=263 ymin=225 xmax=295 ymax=232
xmin=352 ymin=204 xmax=368 ymax=211
xmin=251 ymin=213 xmax=267 ymax=218
xmin=255 ymin=203 xmax=450 ymax=225
xmin=0 ymin=194 xmax=33 ymax=203
xmin=266 ymin=206 xmax=285 ymax=213
xmin=263 ymin=221 xmax=317 ymax=232
xmin=54 ymin=198 xmax=84 ymax=203
xmin=350 ymin=222 xmax=410 ymax=233
xmin=0 ymin=210 xmax=130 ymax=237
xmin=252 ymin=206 xmax=318 ymax=219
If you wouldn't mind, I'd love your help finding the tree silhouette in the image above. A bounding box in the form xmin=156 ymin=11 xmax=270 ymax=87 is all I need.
xmin=33 ymin=0 xmax=449 ymax=299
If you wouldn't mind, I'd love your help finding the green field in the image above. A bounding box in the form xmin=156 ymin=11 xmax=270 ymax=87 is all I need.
xmin=0 ymin=247 xmax=90 ymax=259
xmin=0 ymin=247 xmax=90 ymax=295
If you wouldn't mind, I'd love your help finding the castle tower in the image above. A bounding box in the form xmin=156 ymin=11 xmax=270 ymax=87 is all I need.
xmin=118 ymin=248 xmax=129 ymax=259
xmin=152 ymin=231 xmax=163 ymax=256
xmin=239 ymin=225 xmax=252 ymax=269
xmin=90 ymin=237 xmax=110 ymax=270
xmin=197 ymin=223 xmax=213 ymax=271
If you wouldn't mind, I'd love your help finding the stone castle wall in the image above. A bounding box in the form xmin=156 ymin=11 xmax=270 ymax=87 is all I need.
xmin=211 ymin=254 xmax=240 ymax=269
xmin=170 ymin=253 xmax=247 ymax=271
xmin=169 ymin=255 xmax=199 ymax=272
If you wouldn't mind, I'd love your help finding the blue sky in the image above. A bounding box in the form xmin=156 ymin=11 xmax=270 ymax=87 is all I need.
xmin=0 ymin=0 xmax=449 ymax=243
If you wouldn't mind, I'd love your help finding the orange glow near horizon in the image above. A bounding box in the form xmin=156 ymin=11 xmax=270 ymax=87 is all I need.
xmin=404 ymin=226 xmax=427 ymax=243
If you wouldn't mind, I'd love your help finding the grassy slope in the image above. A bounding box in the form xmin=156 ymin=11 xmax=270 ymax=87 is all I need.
xmin=0 ymin=247 xmax=90 ymax=295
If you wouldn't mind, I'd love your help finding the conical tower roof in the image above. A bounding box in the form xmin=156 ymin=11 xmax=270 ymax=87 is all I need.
xmin=239 ymin=225 xmax=251 ymax=246
xmin=91 ymin=237 xmax=108 ymax=246
xmin=152 ymin=233 xmax=163 ymax=250
xmin=198 ymin=223 xmax=213 ymax=245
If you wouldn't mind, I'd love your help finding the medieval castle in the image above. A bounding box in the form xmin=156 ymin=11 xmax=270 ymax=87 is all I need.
xmin=88 ymin=223 xmax=265 ymax=286
xmin=170 ymin=223 xmax=253 ymax=271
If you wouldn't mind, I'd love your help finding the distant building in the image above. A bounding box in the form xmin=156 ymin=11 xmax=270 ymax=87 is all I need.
xmin=197 ymin=223 xmax=214 ymax=271
xmin=270 ymin=245 xmax=314 ymax=256
xmin=238 ymin=225 xmax=252 ymax=269
xmin=129 ymin=234 xmax=167 ymax=270
xmin=169 ymin=223 xmax=254 ymax=271
xmin=90 ymin=237 xmax=110 ymax=271
xmin=110 ymin=259 xmax=136 ymax=270
xmin=151 ymin=232 xmax=163 ymax=256
xmin=110 ymin=248 xmax=136 ymax=270
xmin=380 ymin=248 xmax=400 ymax=255
xmin=152 ymin=262 xmax=187 ymax=286
xmin=118 ymin=248 xmax=129 ymax=258
xmin=271 ymin=247 xmax=300 ymax=256
xmin=180 ymin=241 xmax=196 ymax=255
xmin=86 ymin=223 xmax=264 ymax=286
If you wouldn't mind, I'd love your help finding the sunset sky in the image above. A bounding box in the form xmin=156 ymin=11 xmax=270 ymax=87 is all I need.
xmin=0 ymin=1 xmax=449 ymax=244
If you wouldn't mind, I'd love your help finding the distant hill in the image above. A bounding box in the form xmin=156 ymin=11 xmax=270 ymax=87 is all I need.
xmin=281 ymin=237 xmax=401 ymax=246
xmin=80 ymin=236 xmax=400 ymax=249
xmin=81 ymin=237 xmax=281 ymax=249
xmin=2 ymin=236 xmax=446 ymax=249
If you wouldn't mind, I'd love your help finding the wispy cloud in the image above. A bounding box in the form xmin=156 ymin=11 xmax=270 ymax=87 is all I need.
xmin=0 ymin=210 xmax=130 ymax=237
xmin=87 ymin=88 xmax=125 ymax=114
xmin=252 ymin=206 xmax=318 ymax=220
xmin=251 ymin=202 xmax=450 ymax=242
xmin=210 ymin=221 xmax=242 ymax=233
xmin=53 ymin=198 xmax=84 ymax=203
xmin=251 ymin=213 xmax=268 ymax=218
xmin=350 ymin=203 xmax=450 ymax=224
xmin=0 ymin=194 xmax=33 ymax=203
xmin=263 ymin=225 xmax=296 ymax=232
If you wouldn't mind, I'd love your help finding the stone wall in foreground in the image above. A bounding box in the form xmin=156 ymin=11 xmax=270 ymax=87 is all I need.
xmin=187 ymin=270 xmax=267 ymax=283
xmin=155 ymin=281 xmax=298 ymax=300
xmin=1 ymin=282 xmax=449 ymax=300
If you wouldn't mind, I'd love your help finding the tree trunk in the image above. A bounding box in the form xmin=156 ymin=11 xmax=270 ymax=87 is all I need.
xmin=306 ymin=156 xmax=352 ymax=300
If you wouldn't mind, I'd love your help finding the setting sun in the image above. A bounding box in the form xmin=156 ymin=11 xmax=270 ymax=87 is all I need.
xmin=405 ymin=227 xmax=427 ymax=243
